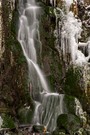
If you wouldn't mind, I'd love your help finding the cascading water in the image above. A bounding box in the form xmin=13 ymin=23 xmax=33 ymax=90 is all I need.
xmin=18 ymin=0 xmax=49 ymax=99
xmin=18 ymin=0 xmax=64 ymax=132
xmin=17 ymin=0 xmax=88 ymax=132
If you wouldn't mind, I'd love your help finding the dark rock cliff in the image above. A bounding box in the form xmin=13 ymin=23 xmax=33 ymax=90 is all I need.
xmin=0 ymin=0 xmax=90 ymax=134
xmin=0 ymin=0 xmax=32 ymax=117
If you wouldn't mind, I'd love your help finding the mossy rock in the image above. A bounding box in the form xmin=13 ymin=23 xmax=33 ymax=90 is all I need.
xmin=52 ymin=128 xmax=66 ymax=135
xmin=63 ymin=66 xmax=88 ymax=111
xmin=32 ymin=124 xmax=45 ymax=133
xmin=32 ymin=125 xmax=51 ymax=134
xmin=63 ymin=95 xmax=84 ymax=119
xmin=63 ymin=95 xmax=76 ymax=115
xmin=63 ymin=67 xmax=83 ymax=99
xmin=2 ymin=114 xmax=15 ymax=129
xmin=18 ymin=107 xmax=33 ymax=124
xmin=57 ymin=114 xmax=82 ymax=135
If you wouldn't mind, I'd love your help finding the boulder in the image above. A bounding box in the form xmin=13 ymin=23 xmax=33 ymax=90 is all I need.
xmin=32 ymin=124 xmax=46 ymax=133
xmin=57 ymin=114 xmax=82 ymax=135
xmin=63 ymin=95 xmax=84 ymax=119
xmin=18 ymin=107 xmax=33 ymax=124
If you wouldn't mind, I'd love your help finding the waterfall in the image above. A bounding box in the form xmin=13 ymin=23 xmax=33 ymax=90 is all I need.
xmin=33 ymin=93 xmax=64 ymax=131
xmin=18 ymin=0 xmax=49 ymax=98
xmin=18 ymin=0 xmax=64 ymax=132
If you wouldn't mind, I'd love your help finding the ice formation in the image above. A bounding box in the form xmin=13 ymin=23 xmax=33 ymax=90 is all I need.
xmin=61 ymin=12 xmax=90 ymax=66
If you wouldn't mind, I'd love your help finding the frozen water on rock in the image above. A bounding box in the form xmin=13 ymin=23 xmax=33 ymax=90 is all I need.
xmin=60 ymin=11 xmax=90 ymax=66
xmin=54 ymin=3 xmax=90 ymax=66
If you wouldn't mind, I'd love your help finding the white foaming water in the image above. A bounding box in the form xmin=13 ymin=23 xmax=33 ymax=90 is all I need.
xmin=33 ymin=101 xmax=41 ymax=124
xmin=18 ymin=15 xmax=37 ymax=62
xmin=18 ymin=0 xmax=64 ymax=132
xmin=33 ymin=93 xmax=64 ymax=131
xmin=27 ymin=0 xmax=35 ymax=5
xmin=18 ymin=0 xmax=49 ymax=97
xmin=28 ymin=59 xmax=49 ymax=92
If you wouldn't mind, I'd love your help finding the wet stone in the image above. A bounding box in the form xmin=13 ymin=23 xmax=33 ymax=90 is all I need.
xmin=32 ymin=124 xmax=45 ymax=133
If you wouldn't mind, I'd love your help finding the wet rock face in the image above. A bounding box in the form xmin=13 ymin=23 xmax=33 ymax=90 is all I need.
xmin=39 ymin=1 xmax=62 ymax=92
xmin=18 ymin=107 xmax=33 ymax=124
xmin=0 ymin=0 xmax=31 ymax=117
xmin=32 ymin=125 xmax=45 ymax=133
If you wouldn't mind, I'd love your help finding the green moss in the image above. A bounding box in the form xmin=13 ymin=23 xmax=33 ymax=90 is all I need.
xmin=40 ymin=4 xmax=56 ymax=52
xmin=57 ymin=114 xmax=82 ymax=134
xmin=57 ymin=114 xmax=68 ymax=129
xmin=39 ymin=3 xmax=64 ymax=93
xmin=11 ymin=9 xmax=19 ymax=36
xmin=18 ymin=107 xmax=34 ymax=124
xmin=64 ymin=95 xmax=76 ymax=114
xmin=52 ymin=130 xmax=66 ymax=135
xmin=2 ymin=114 xmax=15 ymax=129
xmin=63 ymin=66 xmax=89 ymax=111
xmin=64 ymin=67 xmax=83 ymax=99
xmin=48 ymin=75 xmax=55 ymax=92
xmin=1 ymin=2 xmax=33 ymax=117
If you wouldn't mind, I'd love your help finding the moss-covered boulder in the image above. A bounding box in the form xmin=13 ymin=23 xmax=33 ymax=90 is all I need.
xmin=63 ymin=94 xmax=85 ymax=121
xmin=63 ymin=95 xmax=76 ymax=115
xmin=18 ymin=107 xmax=33 ymax=124
xmin=63 ymin=66 xmax=89 ymax=112
xmin=2 ymin=114 xmax=15 ymax=129
xmin=63 ymin=67 xmax=83 ymax=98
xmin=56 ymin=114 xmax=82 ymax=135
xmin=32 ymin=124 xmax=45 ymax=133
